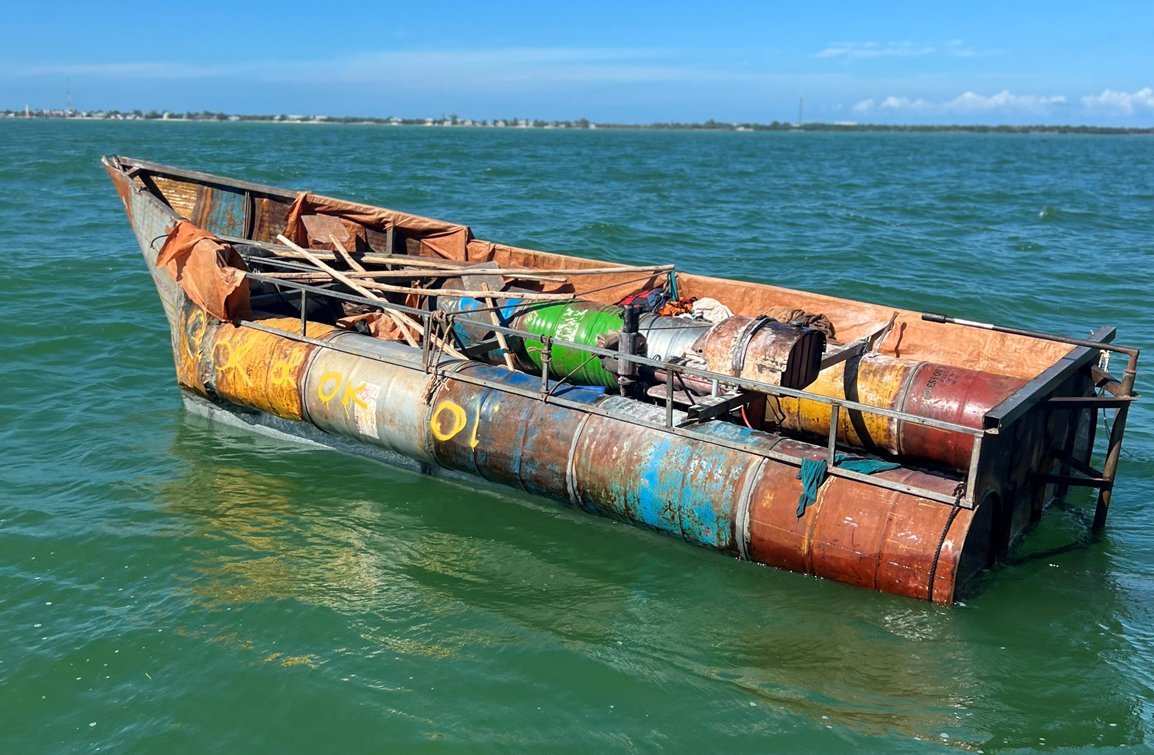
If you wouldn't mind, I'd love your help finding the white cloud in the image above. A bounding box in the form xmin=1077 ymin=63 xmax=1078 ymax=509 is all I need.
xmin=853 ymin=96 xmax=931 ymax=114
xmin=855 ymin=90 xmax=1065 ymax=116
xmin=1081 ymin=87 xmax=1154 ymax=114
xmin=817 ymin=39 xmax=977 ymax=60
xmin=944 ymin=90 xmax=1066 ymax=113
xmin=817 ymin=42 xmax=934 ymax=59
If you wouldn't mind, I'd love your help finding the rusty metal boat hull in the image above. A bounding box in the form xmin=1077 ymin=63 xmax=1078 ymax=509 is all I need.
xmin=103 ymin=155 xmax=1139 ymax=603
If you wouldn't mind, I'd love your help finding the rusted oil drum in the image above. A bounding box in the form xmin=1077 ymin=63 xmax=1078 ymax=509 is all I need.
xmin=743 ymin=458 xmax=972 ymax=602
xmin=777 ymin=354 xmax=917 ymax=453
xmin=209 ymin=316 xmax=336 ymax=420
xmin=777 ymin=353 xmax=1025 ymax=469
xmin=174 ymin=299 xmax=220 ymax=395
xmin=690 ymin=315 xmax=825 ymax=389
xmin=302 ymin=332 xmax=438 ymax=464
xmin=437 ymin=295 xmax=527 ymax=354
xmin=901 ymin=362 xmax=1027 ymax=469
xmin=569 ymin=397 xmax=765 ymax=552
xmin=424 ymin=362 xmax=604 ymax=493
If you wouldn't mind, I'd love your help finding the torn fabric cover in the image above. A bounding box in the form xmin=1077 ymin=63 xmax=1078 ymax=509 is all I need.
xmin=283 ymin=192 xmax=479 ymax=262
xmin=156 ymin=220 xmax=250 ymax=321
xmin=335 ymin=312 xmax=410 ymax=342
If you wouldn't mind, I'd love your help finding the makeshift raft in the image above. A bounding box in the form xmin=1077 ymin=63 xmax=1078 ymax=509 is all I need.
xmin=103 ymin=155 xmax=1141 ymax=603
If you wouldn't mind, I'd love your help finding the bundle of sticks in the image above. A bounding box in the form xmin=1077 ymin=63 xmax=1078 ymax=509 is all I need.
xmin=248 ymin=232 xmax=674 ymax=364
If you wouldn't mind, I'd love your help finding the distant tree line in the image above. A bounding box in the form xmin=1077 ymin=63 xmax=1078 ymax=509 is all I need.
xmin=3 ymin=108 xmax=1151 ymax=135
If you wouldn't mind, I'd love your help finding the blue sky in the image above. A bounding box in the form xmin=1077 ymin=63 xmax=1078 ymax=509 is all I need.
xmin=2 ymin=1 xmax=1152 ymax=125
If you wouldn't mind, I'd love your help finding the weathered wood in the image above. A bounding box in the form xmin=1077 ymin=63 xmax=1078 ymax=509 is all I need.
xmin=229 ymin=234 xmax=672 ymax=277
xmin=330 ymin=235 xmax=418 ymax=349
xmin=277 ymin=234 xmax=471 ymax=358
xmin=275 ymin=235 xmax=574 ymax=303
xmin=480 ymin=282 xmax=517 ymax=371
xmin=254 ymin=269 xmax=569 ymax=283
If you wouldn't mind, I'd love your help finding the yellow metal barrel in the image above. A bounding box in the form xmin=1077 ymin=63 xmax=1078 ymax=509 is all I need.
xmin=209 ymin=317 xmax=336 ymax=420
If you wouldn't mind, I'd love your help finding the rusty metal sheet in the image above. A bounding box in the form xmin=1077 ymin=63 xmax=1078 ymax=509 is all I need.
xmin=194 ymin=185 xmax=248 ymax=238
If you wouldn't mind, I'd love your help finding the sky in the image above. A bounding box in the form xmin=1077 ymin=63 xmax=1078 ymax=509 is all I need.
xmin=2 ymin=1 xmax=1152 ymax=126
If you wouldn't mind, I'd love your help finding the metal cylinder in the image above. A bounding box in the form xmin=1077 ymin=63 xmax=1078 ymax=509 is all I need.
xmin=209 ymin=316 xmax=336 ymax=420
xmin=777 ymin=353 xmax=1025 ymax=469
xmin=690 ymin=315 xmax=825 ymax=389
xmin=437 ymin=295 xmax=527 ymax=353
xmin=175 ymin=298 xmax=221 ymax=396
xmin=424 ymin=362 xmax=604 ymax=493
xmin=514 ymin=301 xmax=625 ymax=388
xmin=743 ymin=454 xmax=973 ymax=602
xmin=569 ymin=397 xmax=763 ymax=552
xmin=302 ymin=332 xmax=437 ymax=464
xmin=638 ymin=314 xmax=712 ymax=361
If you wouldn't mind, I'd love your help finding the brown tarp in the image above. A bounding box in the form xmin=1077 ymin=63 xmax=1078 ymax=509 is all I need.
xmin=156 ymin=220 xmax=250 ymax=321
xmin=284 ymin=192 xmax=479 ymax=262
xmin=335 ymin=312 xmax=410 ymax=342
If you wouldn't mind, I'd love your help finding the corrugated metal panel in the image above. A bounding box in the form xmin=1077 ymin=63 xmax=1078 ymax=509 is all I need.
xmin=151 ymin=176 xmax=198 ymax=217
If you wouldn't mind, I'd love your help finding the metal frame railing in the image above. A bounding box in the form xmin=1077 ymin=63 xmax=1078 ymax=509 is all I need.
xmin=238 ymin=267 xmax=990 ymax=508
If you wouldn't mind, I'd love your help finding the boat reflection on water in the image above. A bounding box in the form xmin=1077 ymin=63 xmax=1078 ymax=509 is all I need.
xmin=147 ymin=414 xmax=1153 ymax=747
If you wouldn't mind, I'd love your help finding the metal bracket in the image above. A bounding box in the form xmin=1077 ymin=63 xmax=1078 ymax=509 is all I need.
xmin=686 ymin=390 xmax=762 ymax=422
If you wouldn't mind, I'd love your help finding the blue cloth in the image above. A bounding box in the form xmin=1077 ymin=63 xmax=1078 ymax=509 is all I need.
xmin=795 ymin=454 xmax=901 ymax=517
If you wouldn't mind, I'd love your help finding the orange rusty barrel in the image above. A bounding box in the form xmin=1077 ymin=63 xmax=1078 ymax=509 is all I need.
xmin=690 ymin=315 xmax=826 ymax=389
xmin=777 ymin=353 xmax=1025 ymax=469
xmin=742 ymin=455 xmax=974 ymax=602
xmin=174 ymin=300 xmax=220 ymax=396
xmin=209 ymin=316 xmax=336 ymax=420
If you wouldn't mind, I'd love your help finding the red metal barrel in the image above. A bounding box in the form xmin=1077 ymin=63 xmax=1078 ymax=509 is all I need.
xmin=899 ymin=361 xmax=1027 ymax=469
xmin=777 ymin=353 xmax=1025 ymax=470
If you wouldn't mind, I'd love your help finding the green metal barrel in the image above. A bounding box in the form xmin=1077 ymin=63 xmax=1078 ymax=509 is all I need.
xmin=515 ymin=302 xmax=624 ymax=389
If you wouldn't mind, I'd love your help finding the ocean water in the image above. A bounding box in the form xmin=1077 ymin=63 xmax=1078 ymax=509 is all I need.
xmin=1 ymin=120 xmax=1152 ymax=753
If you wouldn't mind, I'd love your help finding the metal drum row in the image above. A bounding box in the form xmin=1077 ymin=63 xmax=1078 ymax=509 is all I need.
xmin=181 ymin=314 xmax=981 ymax=601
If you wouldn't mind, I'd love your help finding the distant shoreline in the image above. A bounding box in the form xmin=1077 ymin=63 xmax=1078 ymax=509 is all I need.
xmin=4 ymin=108 xmax=1151 ymax=135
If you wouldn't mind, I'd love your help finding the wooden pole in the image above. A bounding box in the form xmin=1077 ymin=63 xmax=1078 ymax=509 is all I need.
xmin=480 ymin=282 xmax=517 ymax=371
xmin=276 ymin=234 xmax=471 ymax=359
xmin=328 ymin=235 xmax=419 ymax=349
xmin=242 ymin=238 xmax=672 ymax=277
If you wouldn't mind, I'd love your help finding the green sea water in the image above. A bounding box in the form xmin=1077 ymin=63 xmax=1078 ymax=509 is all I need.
xmin=1 ymin=120 xmax=1152 ymax=753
